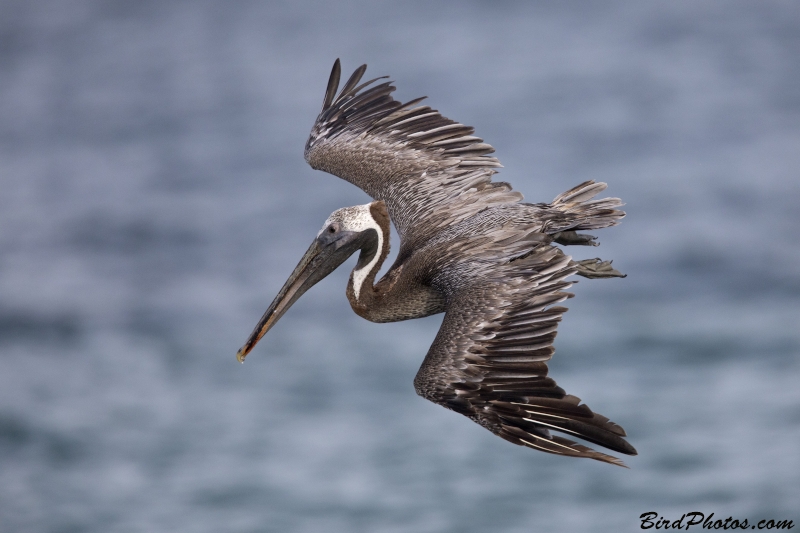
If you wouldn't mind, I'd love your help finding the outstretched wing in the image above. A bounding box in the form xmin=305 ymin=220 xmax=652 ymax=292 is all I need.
xmin=414 ymin=242 xmax=637 ymax=466
xmin=305 ymin=59 xmax=522 ymax=247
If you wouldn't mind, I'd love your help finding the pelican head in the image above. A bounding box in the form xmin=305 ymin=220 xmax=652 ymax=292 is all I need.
xmin=236 ymin=201 xmax=387 ymax=362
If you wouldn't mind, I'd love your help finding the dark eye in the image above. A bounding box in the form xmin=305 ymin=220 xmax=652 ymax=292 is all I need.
xmin=328 ymin=225 xmax=336 ymax=233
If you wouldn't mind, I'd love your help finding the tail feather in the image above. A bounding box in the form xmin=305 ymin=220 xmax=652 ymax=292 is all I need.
xmin=547 ymin=180 xmax=625 ymax=233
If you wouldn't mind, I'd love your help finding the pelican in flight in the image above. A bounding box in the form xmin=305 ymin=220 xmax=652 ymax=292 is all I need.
xmin=237 ymin=60 xmax=636 ymax=466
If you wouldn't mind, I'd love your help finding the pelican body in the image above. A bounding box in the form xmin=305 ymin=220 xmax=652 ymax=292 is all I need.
xmin=237 ymin=60 xmax=636 ymax=466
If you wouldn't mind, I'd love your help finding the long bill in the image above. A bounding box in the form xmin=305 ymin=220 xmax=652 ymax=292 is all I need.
xmin=236 ymin=240 xmax=326 ymax=363
xmin=236 ymin=230 xmax=365 ymax=363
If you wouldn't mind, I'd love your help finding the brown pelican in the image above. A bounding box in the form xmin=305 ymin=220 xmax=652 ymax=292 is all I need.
xmin=237 ymin=60 xmax=637 ymax=466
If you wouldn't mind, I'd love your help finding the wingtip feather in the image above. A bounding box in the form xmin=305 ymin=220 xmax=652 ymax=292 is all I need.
xmin=338 ymin=63 xmax=368 ymax=101
xmin=323 ymin=59 xmax=341 ymax=111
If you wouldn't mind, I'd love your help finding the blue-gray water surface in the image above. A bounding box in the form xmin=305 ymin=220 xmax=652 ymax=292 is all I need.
xmin=1 ymin=1 xmax=799 ymax=532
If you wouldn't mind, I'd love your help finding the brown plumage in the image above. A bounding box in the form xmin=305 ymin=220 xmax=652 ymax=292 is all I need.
xmin=237 ymin=60 xmax=636 ymax=466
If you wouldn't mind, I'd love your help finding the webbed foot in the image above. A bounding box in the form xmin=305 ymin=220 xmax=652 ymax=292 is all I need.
xmin=574 ymin=258 xmax=626 ymax=279
xmin=553 ymin=230 xmax=597 ymax=246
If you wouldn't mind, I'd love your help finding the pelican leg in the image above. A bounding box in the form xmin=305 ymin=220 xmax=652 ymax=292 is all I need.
xmin=573 ymin=258 xmax=626 ymax=279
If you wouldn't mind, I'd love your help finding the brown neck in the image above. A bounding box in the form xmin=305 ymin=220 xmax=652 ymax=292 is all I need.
xmin=346 ymin=201 xmax=392 ymax=315
xmin=345 ymin=200 xmax=446 ymax=323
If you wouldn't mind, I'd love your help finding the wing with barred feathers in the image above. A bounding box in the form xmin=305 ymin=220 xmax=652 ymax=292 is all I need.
xmin=413 ymin=242 xmax=637 ymax=466
xmin=305 ymin=59 xmax=522 ymax=246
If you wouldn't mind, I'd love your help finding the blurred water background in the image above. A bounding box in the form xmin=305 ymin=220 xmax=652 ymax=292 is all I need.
xmin=1 ymin=1 xmax=799 ymax=532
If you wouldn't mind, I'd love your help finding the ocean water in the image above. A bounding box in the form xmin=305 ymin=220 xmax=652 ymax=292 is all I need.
xmin=1 ymin=1 xmax=798 ymax=532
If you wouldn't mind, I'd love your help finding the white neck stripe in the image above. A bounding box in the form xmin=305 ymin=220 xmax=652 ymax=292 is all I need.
xmin=352 ymin=218 xmax=383 ymax=300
